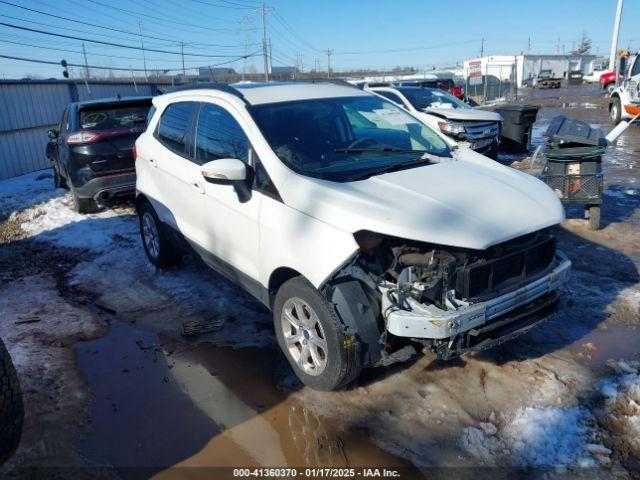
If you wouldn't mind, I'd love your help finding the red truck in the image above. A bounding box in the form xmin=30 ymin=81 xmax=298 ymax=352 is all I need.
xmin=600 ymin=71 xmax=617 ymax=94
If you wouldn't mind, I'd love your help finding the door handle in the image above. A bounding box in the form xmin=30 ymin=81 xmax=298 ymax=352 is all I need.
xmin=191 ymin=181 xmax=205 ymax=194
xmin=148 ymin=158 xmax=157 ymax=167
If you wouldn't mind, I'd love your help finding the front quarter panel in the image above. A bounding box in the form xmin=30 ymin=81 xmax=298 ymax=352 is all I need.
xmin=259 ymin=195 xmax=358 ymax=289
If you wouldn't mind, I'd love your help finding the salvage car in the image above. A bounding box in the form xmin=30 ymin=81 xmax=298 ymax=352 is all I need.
xmin=135 ymin=82 xmax=571 ymax=390
xmin=368 ymin=85 xmax=503 ymax=158
xmin=46 ymin=96 xmax=153 ymax=213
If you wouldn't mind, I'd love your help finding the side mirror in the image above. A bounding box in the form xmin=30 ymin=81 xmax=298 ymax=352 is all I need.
xmin=201 ymin=158 xmax=246 ymax=183
xmin=47 ymin=129 xmax=58 ymax=140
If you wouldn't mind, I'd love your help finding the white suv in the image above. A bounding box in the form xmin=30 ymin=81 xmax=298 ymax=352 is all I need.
xmin=135 ymin=82 xmax=571 ymax=390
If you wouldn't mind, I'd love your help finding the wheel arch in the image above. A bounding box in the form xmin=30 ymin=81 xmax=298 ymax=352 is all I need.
xmin=134 ymin=192 xmax=149 ymax=212
xmin=268 ymin=267 xmax=304 ymax=307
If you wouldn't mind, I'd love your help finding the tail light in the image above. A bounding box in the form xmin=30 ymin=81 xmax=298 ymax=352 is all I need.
xmin=66 ymin=129 xmax=132 ymax=145
xmin=133 ymin=144 xmax=137 ymax=161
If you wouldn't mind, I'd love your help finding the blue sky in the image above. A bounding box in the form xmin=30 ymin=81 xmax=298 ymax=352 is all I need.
xmin=0 ymin=0 xmax=637 ymax=78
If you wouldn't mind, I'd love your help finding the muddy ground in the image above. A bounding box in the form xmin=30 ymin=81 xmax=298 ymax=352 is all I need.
xmin=0 ymin=84 xmax=639 ymax=479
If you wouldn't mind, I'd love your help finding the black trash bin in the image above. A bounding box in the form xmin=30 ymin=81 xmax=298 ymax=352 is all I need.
xmin=493 ymin=104 xmax=540 ymax=154
xmin=540 ymin=116 xmax=606 ymax=230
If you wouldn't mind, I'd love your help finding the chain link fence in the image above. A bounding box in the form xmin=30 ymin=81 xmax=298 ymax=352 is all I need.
xmin=465 ymin=62 xmax=518 ymax=105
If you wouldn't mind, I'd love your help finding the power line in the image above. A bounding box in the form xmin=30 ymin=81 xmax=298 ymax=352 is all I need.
xmin=0 ymin=0 xmax=252 ymax=46
xmin=86 ymin=0 xmax=230 ymax=32
xmin=272 ymin=10 xmax=321 ymax=53
xmin=0 ymin=21 xmax=255 ymax=58
xmin=0 ymin=52 xmax=258 ymax=72
xmin=0 ymin=38 xmax=221 ymax=63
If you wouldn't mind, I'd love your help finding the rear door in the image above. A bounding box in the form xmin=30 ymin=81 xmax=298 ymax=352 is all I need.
xmin=150 ymin=101 xmax=203 ymax=241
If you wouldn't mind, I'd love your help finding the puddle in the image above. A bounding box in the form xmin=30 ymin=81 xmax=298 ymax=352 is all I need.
xmin=567 ymin=324 xmax=640 ymax=372
xmin=75 ymin=321 xmax=418 ymax=479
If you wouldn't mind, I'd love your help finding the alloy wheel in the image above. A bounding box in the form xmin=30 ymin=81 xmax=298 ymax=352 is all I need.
xmin=142 ymin=212 xmax=160 ymax=259
xmin=280 ymin=297 xmax=328 ymax=376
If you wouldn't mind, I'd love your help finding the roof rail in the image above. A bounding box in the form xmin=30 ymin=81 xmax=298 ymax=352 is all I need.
xmin=160 ymin=82 xmax=247 ymax=103
xmin=297 ymin=78 xmax=357 ymax=88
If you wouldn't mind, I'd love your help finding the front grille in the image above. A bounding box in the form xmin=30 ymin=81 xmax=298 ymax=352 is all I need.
xmin=455 ymin=235 xmax=556 ymax=302
xmin=460 ymin=121 xmax=500 ymax=140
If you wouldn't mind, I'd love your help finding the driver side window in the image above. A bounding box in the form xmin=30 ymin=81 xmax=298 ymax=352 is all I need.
xmin=195 ymin=103 xmax=248 ymax=166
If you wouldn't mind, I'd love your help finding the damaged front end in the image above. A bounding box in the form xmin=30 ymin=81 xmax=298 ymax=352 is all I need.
xmin=325 ymin=230 xmax=571 ymax=365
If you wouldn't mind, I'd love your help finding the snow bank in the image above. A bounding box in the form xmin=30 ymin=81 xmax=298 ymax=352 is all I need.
xmin=599 ymin=360 xmax=640 ymax=459
xmin=460 ymin=406 xmax=604 ymax=467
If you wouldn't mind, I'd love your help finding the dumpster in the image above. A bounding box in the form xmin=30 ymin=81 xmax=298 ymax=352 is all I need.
xmin=540 ymin=116 xmax=606 ymax=230
xmin=493 ymin=104 xmax=540 ymax=154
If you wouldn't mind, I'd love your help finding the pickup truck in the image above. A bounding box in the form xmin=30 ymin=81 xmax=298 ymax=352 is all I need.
xmin=525 ymin=70 xmax=562 ymax=89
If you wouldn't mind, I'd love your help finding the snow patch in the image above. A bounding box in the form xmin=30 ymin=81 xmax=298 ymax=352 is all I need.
xmin=599 ymin=360 xmax=640 ymax=458
xmin=460 ymin=406 xmax=602 ymax=467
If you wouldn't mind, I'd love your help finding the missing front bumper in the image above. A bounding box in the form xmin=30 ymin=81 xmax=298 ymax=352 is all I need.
xmin=382 ymin=252 xmax=571 ymax=340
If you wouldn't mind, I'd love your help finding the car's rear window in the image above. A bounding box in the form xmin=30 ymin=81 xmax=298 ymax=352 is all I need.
xmin=79 ymin=102 xmax=152 ymax=130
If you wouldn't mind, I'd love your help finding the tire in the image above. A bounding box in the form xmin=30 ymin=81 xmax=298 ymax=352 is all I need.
xmin=274 ymin=277 xmax=362 ymax=391
xmin=610 ymin=97 xmax=622 ymax=125
xmin=587 ymin=205 xmax=601 ymax=231
xmin=72 ymin=192 xmax=97 ymax=214
xmin=0 ymin=339 xmax=24 ymax=467
xmin=52 ymin=164 xmax=67 ymax=190
xmin=138 ymin=201 xmax=181 ymax=268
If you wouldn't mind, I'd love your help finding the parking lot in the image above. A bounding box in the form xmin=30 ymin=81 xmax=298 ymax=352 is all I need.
xmin=0 ymin=84 xmax=639 ymax=478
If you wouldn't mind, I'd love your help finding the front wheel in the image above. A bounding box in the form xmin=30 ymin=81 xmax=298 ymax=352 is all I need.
xmin=610 ymin=97 xmax=622 ymax=125
xmin=0 ymin=339 xmax=24 ymax=467
xmin=52 ymin=164 xmax=67 ymax=190
xmin=274 ymin=277 xmax=362 ymax=391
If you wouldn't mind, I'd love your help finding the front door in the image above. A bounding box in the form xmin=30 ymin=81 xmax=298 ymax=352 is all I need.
xmin=193 ymin=102 xmax=262 ymax=288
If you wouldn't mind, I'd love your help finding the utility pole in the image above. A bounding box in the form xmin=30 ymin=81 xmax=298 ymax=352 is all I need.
xmin=480 ymin=38 xmax=484 ymax=57
xmin=268 ymin=37 xmax=273 ymax=77
xmin=527 ymin=37 xmax=531 ymax=54
xmin=326 ymin=48 xmax=333 ymax=78
xmin=241 ymin=15 xmax=250 ymax=81
xmin=179 ymin=42 xmax=186 ymax=77
xmin=81 ymin=42 xmax=90 ymax=80
xmin=256 ymin=3 xmax=273 ymax=82
xmin=608 ymin=0 xmax=624 ymax=71
xmin=138 ymin=21 xmax=148 ymax=82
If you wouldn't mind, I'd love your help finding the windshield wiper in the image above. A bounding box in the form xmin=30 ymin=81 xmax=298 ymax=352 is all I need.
xmin=333 ymin=147 xmax=426 ymax=154
xmin=345 ymin=157 xmax=434 ymax=181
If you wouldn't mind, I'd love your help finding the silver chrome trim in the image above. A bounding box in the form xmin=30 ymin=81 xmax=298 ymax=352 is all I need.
xmin=383 ymin=251 xmax=571 ymax=339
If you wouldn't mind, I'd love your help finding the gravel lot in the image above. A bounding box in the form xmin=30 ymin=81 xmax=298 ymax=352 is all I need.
xmin=0 ymin=84 xmax=639 ymax=479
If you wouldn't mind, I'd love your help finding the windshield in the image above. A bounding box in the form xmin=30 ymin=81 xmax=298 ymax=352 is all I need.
xmin=250 ymin=95 xmax=451 ymax=182
xmin=399 ymin=88 xmax=468 ymax=110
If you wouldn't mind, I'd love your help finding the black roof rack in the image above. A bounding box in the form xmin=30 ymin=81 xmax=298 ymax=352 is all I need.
xmin=160 ymin=82 xmax=247 ymax=103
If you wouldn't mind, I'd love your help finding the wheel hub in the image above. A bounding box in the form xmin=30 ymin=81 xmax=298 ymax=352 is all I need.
xmin=280 ymin=297 xmax=328 ymax=376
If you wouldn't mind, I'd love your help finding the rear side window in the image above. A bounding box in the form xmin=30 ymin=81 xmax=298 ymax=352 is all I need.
xmin=156 ymin=102 xmax=197 ymax=154
xmin=146 ymin=105 xmax=156 ymax=129
xmin=79 ymin=103 xmax=151 ymax=130
xmin=195 ymin=103 xmax=248 ymax=165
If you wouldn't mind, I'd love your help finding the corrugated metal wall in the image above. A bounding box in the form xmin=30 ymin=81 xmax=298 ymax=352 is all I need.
xmin=0 ymin=80 xmax=169 ymax=180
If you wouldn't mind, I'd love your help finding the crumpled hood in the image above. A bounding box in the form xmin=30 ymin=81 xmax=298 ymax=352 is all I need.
xmin=426 ymin=107 xmax=503 ymax=122
xmin=280 ymin=151 xmax=563 ymax=250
